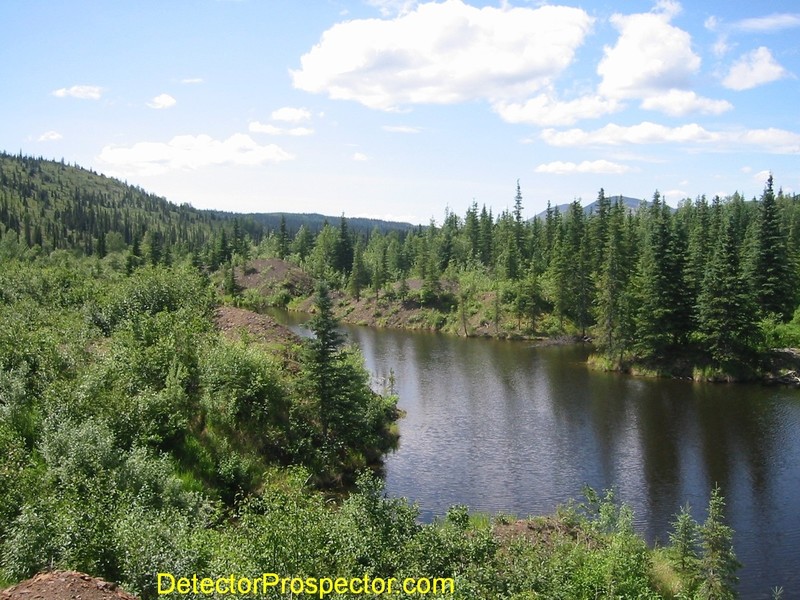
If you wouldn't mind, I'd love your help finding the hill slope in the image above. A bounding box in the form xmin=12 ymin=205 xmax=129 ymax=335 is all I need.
xmin=0 ymin=153 xmax=417 ymax=258
xmin=533 ymin=195 xmax=648 ymax=220
xmin=0 ymin=152 xmax=245 ymax=256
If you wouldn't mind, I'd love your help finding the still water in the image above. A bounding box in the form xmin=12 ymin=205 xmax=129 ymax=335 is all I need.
xmin=271 ymin=310 xmax=800 ymax=598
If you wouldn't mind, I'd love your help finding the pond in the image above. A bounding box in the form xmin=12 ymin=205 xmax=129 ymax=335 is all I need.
xmin=270 ymin=309 xmax=800 ymax=598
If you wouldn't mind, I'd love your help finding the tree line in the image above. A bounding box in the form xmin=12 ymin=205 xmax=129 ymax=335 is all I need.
xmin=256 ymin=177 xmax=800 ymax=377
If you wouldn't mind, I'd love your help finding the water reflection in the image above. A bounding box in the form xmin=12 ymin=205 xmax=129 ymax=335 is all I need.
xmin=268 ymin=310 xmax=800 ymax=597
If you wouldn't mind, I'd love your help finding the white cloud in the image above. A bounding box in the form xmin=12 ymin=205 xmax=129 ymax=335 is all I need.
xmin=540 ymin=122 xmax=800 ymax=153
xmin=662 ymin=189 xmax=688 ymax=203
xmin=542 ymin=122 xmax=718 ymax=147
xmin=592 ymin=3 xmax=732 ymax=117
xmin=366 ymin=0 xmax=418 ymax=17
xmin=732 ymin=13 xmax=800 ymax=32
xmin=352 ymin=152 xmax=369 ymax=161
xmin=37 ymin=130 xmax=63 ymax=141
xmin=639 ymin=90 xmax=732 ymax=116
xmin=534 ymin=159 xmax=632 ymax=175
xmin=382 ymin=125 xmax=422 ymax=133
xmin=51 ymin=85 xmax=103 ymax=100
xmin=598 ymin=6 xmax=700 ymax=99
xmin=147 ymin=93 xmax=177 ymax=109
xmin=97 ymin=133 xmax=294 ymax=177
xmin=291 ymin=0 xmax=593 ymax=110
xmin=494 ymin=93 xmax=621 ymax=126
xmin=271 ymin=106 xmax=312 ymax=122
xmin=722 ymin=47 xmax=789 ymax=90
xmin=712 ymin=35 xmax=732 ymax=58
xmin=249 ymin=121 xmax=314 ymax=136
xmin=754 ymin=169 xmax=772 ymax=185
xmin=181 ymin=77 xmax=204 ymax=84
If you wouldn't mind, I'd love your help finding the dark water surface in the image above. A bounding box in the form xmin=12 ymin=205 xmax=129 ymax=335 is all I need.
xmin=270 ymin=310 xmax=800 ymax=598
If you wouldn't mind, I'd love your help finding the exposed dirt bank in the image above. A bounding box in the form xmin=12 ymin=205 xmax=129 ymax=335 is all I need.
xmin=1 ymin=571 xmax=138 ymax=600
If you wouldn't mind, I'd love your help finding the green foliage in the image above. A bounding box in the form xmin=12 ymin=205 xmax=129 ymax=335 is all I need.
xmin=698 ymin=486 xmax=740 ymax=599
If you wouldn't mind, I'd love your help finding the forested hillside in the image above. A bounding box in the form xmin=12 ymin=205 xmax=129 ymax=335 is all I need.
xmin=0 ymin=153 xmax=415 ymax=266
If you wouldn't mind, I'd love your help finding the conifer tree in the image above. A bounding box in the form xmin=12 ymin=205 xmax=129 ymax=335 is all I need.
xmin=698 ymin=486 xmax=739 ymax=600
xmin=464 ymin=201 xmax=480 ymax=260
xmin=750 ymin=175 xmax=796 ymax=320
xmin=292 ymin=224 xmax=314 ymax=262
xmin=335 ymin=215 xmax=354 ymax=274
xmin=669 ymin=503 xmax=699 ymax=578
xmin=633 ymin=193 xmax=684 ymax=361
xmin=697 ymin=211 xmax=759 ymax=369
xmin=590 ymin=187 xmax=611 ymax=272
xmin=305 ymin=282 xmax=345 ymax=441
xmin=685 ymin=196 xmax=711 ymax=328
xmin=595 ymin=199 xmax=635 ymax=362
xmin=277 ymin=215 xmax=289 ymax=259
xmin=347 ymin=242 xmax=367 ymax=301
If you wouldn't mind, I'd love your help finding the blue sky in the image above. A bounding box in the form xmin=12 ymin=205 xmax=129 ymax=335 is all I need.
xmin=1 ymin=0 xmax=798 ymax=224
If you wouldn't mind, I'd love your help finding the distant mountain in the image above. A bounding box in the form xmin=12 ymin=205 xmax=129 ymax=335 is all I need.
xmin=532 ymin=195 xmax=650 ymax=220
xmin=229 ymin=212 xmax=417 ymax=236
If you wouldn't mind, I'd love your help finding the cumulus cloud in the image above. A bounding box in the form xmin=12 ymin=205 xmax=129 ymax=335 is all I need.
xmin=598 ymin=5 xmax=699 ymax=99
xmin=639 ymin=90 xmax=732 ymax=116
xmin=291 ymin=0 xmax=593 ymax=110
xmin=722 ymin=47 xmax=789 ymax=90
xmin=249 ymin=121 xmax=314 ymax=136
xmin=540 ymin=121 xmax=800 ymax=153
xmin=147 ymin=93 xmax=177 ymax=109
xmin=352 ymin=152 xmax=369 ymax=161
xmin=271 ymin=106 xmax=312 ymax=122
xmin=494 ymin=93 xmax=621 ymax=126
xmin=97 ymin=133 xmax=294 ymax=177
xmin=37 ymin=130 xmax=63 ymax=141
xmin=534 ymin=159 xmax=631 ymax=175
xmin=51 ymin=85 xmax=103 ymax=100
xmin=593 ymin=3 xmax=730 ymax=117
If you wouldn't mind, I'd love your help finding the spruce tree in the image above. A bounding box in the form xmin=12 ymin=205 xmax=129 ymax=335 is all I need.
xmin=669 ymin=503 xmax=699 ymax=578
xmin=698 ymin=486 xmax=740 ymax=600
xmin=696 ymin=212 xmax=759 ymax=369
xmin=633 ymin=193 xmax=685 ymax=361
xmin=347 ymin=242 xmax=367 ymax=301
xmin=750 ymin=175 xmax=796 ymax=320
xmin=595 ymin=199 xmax=635 ymax=363
xmin=305 ymin=282 xmax=345 ymax=441
xmin=335 ymin=215 xmax=354 ymax=274
xmin=277 ymin=215 xmax=289 ymax=259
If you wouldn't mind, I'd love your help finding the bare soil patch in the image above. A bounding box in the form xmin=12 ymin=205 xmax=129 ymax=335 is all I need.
xmin=1 ymin=571 xmax=138 ymax=600
xmin=236 ymin=258 xmax=314 ymax=298
xmin=214 ymin=305 xmax=300 ymax=348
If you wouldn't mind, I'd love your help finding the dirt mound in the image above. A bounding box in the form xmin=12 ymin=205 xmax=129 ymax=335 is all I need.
xmin=214 ymin=305 xmax=300 ymax=347
xmin=236 ymin=258 xmax=314 ymax=297
xmin=1 ymin=571 xmax=138 ymax=600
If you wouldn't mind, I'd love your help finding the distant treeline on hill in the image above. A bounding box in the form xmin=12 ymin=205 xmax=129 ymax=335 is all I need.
xmin=0 ymin=152 xmax=416 ymax=263
xmin=213 ymin=211 xmax=417 ymax=236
